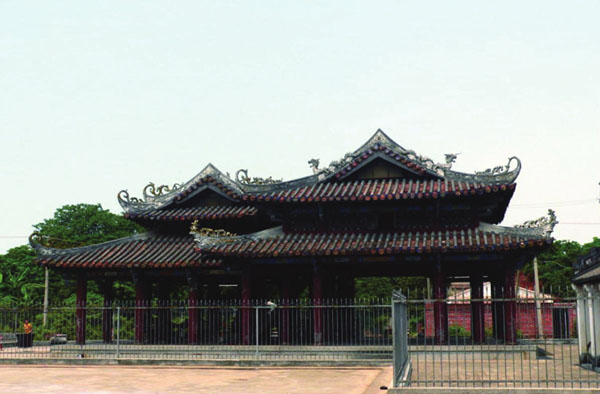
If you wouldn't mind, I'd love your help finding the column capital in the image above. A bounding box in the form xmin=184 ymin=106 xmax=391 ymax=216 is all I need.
xmin=572 ymin=284 xmax=585 ymax=297
xmin=131 ymin=270 xmax=143 ymax=285
xmin=584 ymin=283 xmax=600 ymax=296
xmin=185 ymin=269 xmax=199 ymax=289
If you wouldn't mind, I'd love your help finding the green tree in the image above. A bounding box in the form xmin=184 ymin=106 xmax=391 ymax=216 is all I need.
xmin=0 ymin=246 xmax=43 ymax=305
xmin=0 ymin=203 xmax=144 ymax=307
xmin=32 ymin=203 xmax=145 ymax=303
xmin=355 ymin=277 xmax=427 ymax=300
xmin=521 ymin=237 xmax=600 ymax=297
xmin=33 ymin=203 xmax=144 ymax=247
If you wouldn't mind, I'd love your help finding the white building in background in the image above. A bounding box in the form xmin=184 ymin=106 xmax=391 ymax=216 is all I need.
xmin=572 ymin=247 xmax=600 ymax=367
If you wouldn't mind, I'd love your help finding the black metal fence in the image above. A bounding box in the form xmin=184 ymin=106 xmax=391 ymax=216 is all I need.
xmin=397 ymin=289 xmax=600 ymax=389
xmin=0 ymin=299 xmax=392 ymax=361
xmin=2 ymin=291 xmax=599 ymax=389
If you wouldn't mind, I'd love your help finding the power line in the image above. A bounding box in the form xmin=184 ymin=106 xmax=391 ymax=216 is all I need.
xmin=558 ymin=222 xmax=600 ymax=225
xmin=511 ymin=199 xmax=597 ymax=208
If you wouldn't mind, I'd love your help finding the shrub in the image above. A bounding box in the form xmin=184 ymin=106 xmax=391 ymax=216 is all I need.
xmin=448 ymin=324 xmax=470 ymax=337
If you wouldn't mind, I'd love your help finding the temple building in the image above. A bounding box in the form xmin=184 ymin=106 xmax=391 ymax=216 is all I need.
xmin=31 ymin=130 xmax=556 ymax=346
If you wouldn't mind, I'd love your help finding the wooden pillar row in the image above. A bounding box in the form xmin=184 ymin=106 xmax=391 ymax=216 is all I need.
xmin=100 ymin=281 xmax=113 ymax=344
xmin=312 ymin=265 xmax=323 ymax=345
xmin=280 ymin=276 xmax=290 ymax=345
xmin=491 ymin=275 xmax=505 ymax=341
xmin=433 ymin=262 xmax=448 ymax=345
xmin=75 ymin=274 xmax=87 ymax=345
xmin=504 ymin=269 xmax=517 ymax=344
xmin=134 ymin=273 xmax=150 ymax=344
xmin=187 ymin=271 xmax=199 ymax=345
xmin=241 ymin=268 xmax=252 ymax=345
xmin=470 ymin=275 xmax=485 ymax=344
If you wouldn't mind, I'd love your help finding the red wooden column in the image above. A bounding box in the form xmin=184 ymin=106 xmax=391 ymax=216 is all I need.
xmin=491 ymin=276 xmax=505 ymax=341
xmin=241 ymin=269 xmax=252 ymax=345
xmin=134 ymin=274 xmax=149 ymax=344
xmin=313 ymin=267 xmax=323 ymax=345
xmin=188 ymin=279 xmax=199 ymax=345
xmin=470 ymin=276 xmax=485 ymax=344
xmin=433 ymin=267 xmax=448 ymax=344
xmin=75 ymin=274 xmax=87 ymax=345
xmin=504 ymin=269 xmax=517 ymax=344
xmin=100 ymin=281 xmax=113 ymax=343
xmin=280 ymin=276 xmax=290 ymax=345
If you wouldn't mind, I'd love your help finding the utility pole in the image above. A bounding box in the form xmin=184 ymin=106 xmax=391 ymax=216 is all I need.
xmin=533 ymin=257 xmax=544 ymax=339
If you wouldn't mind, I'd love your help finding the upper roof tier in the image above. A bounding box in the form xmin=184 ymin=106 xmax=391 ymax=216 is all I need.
xmin=118 ymin=129 xmax=522 ymax=214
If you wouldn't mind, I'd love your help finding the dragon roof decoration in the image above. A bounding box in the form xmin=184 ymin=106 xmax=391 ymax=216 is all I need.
xmin=118 ymin=129 xmax=522 ymax=213
xmin=191 ymin=225 xmax=284 ymax=250
xmin=513 ymin=209 xmax=558 ymax=237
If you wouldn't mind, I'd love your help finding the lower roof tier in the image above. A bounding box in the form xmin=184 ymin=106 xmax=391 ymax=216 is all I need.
xmin=196 ymin=222 xmax=552 ymax=259
xmin=33 ymin=233 xmax=221 ymax=269
xmin=31 ymin=221 xmax=553 ymax=270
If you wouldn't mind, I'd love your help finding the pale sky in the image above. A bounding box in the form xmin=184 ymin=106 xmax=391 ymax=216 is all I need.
xmin=1 ymin=1 xmax=599 ymax=253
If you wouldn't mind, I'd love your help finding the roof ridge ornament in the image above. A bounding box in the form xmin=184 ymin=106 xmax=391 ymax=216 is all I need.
xmin=515 ymin=209 xmax=558 ymax=236
xmin=118 ymin=190 xmax=149 ymax=209
xmin=439 ymin=153 xmax=460 ymax=170
xmin=445 ymin=156 xmax=522 ymax=183
xmin=474 ymin=156 xmax=520 ymax=177
xmin=235 ymin=169 xmax=282 ymax=185
xmin=143 ymin=182 xmax=182 ymax=200
xmin=191 ymin=224 xmax=284 ymax=250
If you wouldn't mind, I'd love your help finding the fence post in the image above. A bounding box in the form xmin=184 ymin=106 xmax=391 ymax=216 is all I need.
xmin=392 ymin=291 xmax=409 ymax=388
xmin=116 ymin=306 xmax=121 ymax=359
xmin=255 ymin=306 xmax=259 ymax=357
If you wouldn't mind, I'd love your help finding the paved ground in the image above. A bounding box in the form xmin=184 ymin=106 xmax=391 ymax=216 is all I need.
xmin=0 ymin=365 xmax=393 ymax=394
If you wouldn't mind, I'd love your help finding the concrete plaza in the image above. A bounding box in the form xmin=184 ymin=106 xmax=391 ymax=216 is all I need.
xmin=0 ymin=365 xmax=392 ymax=393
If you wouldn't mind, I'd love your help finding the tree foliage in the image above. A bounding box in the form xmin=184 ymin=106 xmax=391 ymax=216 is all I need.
xmin=0 ymin=246 xmax=42 ymax=304
xmin=33 ymin=203 xmax=144 ymax=247
xmin=0 ymin=203 xmax=144 ymax=306
xmin=521 ymin=237 xmax=600 ymax=296
xmin=355 ymin=277 xmax=428 ymax=300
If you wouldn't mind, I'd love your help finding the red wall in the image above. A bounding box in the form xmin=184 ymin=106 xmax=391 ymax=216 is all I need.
xmin=424 ymin=302 xmax=576 ymax=339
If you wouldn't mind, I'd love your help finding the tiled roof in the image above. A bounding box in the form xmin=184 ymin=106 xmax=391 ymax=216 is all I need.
xmin=173 ymin=173 xmax=242 ymax=202
xmin=331 ymin=142 xmax=433 ymax=179
xmin=198 ymin=224 xmax=551 ymax=258
xmin=119 ymin=130 xmax=522 ymax=214
xmin=35 ymin=234 xmax=220 ymax=269
xmin=242 ymin=179 xmax=515 ymax=203
xmin=125 ymin=206 xmax=258 ymax=221
xmin=573 ymin=265 xmax=600 ymax=284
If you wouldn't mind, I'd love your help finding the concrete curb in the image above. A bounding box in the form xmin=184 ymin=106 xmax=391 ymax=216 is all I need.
xmin=0 ymin=358 xmax=391 ymax=367
xmin=387 ymin=389 xmax=600 ymax=394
